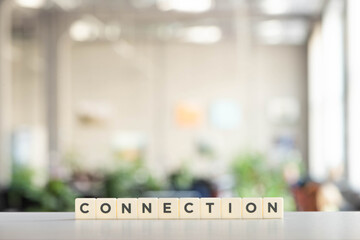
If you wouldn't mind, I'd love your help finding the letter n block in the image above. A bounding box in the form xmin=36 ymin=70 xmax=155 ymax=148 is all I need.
xmin=263 ymin=197 xmax=284 ymax=219
xmin=138 ymin=198 xmax=158 ymax=219
xmin=117 ymin=198 xmax=138 ymax=219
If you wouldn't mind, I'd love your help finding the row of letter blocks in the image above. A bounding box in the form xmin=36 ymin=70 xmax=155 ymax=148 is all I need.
xmin=76 ymin=197 xmax=283 ymax=219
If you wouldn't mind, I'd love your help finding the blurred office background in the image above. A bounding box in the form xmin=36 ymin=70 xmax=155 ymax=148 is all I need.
xmin=0 ymin=0 xmax=358 ymax=211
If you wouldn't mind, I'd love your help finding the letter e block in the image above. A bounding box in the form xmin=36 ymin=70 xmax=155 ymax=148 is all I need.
xmin=159 ymin=198 xmax=179 ymax=219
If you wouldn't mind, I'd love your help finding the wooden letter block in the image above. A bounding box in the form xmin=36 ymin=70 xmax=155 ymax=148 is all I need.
xmin=221 ymin=198 xmax=242 ymax=219
xmin=75 ymin=198 xmax=96 ymax=219
xmin=117 ymin=198 xmax=138 ymax=219
xmin=179 ymin=198 xmax=200 ymax=219
xmin=96 ymin=198 xmax=117 ymax=219
xmin=242 ymin=198 xmax=263 ymax=219
xmin=200 ymin=198 xmax=221 ymax=219
xmin=75 ymin=197 xmax=284 ymax=220
xmin=263 ymin=197 xmax=284 ymax=219
xmin=138 ymin=198 xmax=158 ymax=219
xmin=159 ymin=198 xmax=179 ymax=219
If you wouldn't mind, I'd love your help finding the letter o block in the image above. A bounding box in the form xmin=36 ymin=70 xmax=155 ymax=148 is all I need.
xmin=75 ymin=198 xmax=96 ymax=219
xmin=117 ymin=198 xmax=138 ymax=219
xmin=179 ymin=198 xmax=200 ymax=219
xmin=96 ymin=198 xmax=117 ymax=219
xmin=242 ymin=198 xmax=263 ymax=219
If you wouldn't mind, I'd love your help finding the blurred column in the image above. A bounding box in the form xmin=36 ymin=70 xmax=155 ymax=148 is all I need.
xmin=0 ymin=0 xmax=12 ymax=186
xmin=347 ymin=0 xmax=360 ymax=190
xmin=233 ymin=1 xmax=255 ymax=148
xmin=40 ymin=11 xmax=61 ymax=178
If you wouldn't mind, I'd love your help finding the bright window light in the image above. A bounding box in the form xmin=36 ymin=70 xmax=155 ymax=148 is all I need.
xmin=256 ymin=19 xmax=309 ymax=45
xmin=157 ymin=0 xmax=212 ymax=13
xmin=177 ymin=26 xmax=222 ymax=44
xmin=347 ymin=0 xmax=360 ymax=190
xmin=15 ymin=0 xmax=46 ymax=8
xmin=308 ymin=0 xmax=345 ymax=182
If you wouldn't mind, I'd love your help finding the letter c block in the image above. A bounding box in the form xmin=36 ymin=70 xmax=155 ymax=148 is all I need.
xmin=75 ymin=198 xmax=96 ymax=219
xmin=179 ymin=198 xmax=200 ymax=219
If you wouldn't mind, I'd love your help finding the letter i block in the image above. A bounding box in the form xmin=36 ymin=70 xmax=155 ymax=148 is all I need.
xmin=263 ymin=197 xmax=284 ymax=219
xmin=179 ymin=198 xmax=200 ymax=219
xmin=75 ymin=198 xmax=96 ymax=219
xmin=117 ymin=198 xmax=138 ymax=219
xmin=242 ymin=198 xmax=263 ymax=219
xmin=138 ymin=198 xmax=158 ymax=219
xmin=159 ymin=198 xmax=179 ymax=219
xmin=96 ymin=198 xmax=117 ymax=219
xmin=200 ymin=198 xmax=221 ymax=219
xmin=221 ymin=198 xmax=242 ymax=219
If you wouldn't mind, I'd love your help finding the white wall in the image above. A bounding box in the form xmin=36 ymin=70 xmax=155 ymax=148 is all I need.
xmin=61 ymin=39 xmax=307 ymax=176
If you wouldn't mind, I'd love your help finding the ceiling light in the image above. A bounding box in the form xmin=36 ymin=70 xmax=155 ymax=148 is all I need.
xmin=69 ymin=16 xmax=102 ymax=42
xmin=256 ymin=19 xmax=309 ymax=45
xmin=259 ymin=0 xmax=289 ymax=15
xmin=157 ymin=0 xmax=212 ymax=13
xmin=15 ymin=0 xmax=46 ymax=9
xmin=52 ymin=0 xmax=81 ymax=10
xmin=131 ymin=0 xmax=155 ymax=8
xmin=258 ymin=0 xmax=325 ymax=15
xmin=178 ymin=26 xmax=222 ymax=44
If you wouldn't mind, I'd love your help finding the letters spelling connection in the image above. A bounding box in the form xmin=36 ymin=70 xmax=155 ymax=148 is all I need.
xmin=75 ymin=197 xmax=283 ymax=219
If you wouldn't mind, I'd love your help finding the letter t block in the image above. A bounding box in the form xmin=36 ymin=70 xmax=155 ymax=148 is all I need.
xmin=200 ymin=198 xmax=221 ymax=219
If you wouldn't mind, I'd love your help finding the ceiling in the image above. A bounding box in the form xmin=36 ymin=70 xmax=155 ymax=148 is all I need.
xmin=11 ymin=0 xmax=328 ymax=45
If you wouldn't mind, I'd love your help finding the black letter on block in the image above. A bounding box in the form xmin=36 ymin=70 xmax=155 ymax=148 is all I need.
xmin=122 ymin=203 xmax=131 ymax=214
xmin=206 ymin=202 xmax=214 ymax=213
xmin=229 ymin=203 xmax=232 ymax=213
xmin=101 ymin=203 xmax=111 ymax=213
xmin=164 ymin=203 xmax=171 ymax=213
xmin=268 ymin=202 xmax=277 ymax=213
xmin=142 ymin=203 xmax=151 ymax=213
xmin=184 ymin=203 xmax=193 ymax=213
xmin=246 ymin=203 xmax=256 ymax=213
xmin=80 ymin=203 xmax=89 ymax=213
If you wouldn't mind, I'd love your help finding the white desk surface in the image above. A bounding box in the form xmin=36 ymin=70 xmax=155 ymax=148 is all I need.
xmin=0 ymin=212 xmax=359 ymax=240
